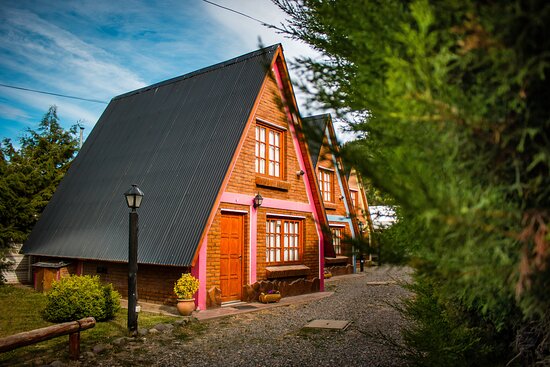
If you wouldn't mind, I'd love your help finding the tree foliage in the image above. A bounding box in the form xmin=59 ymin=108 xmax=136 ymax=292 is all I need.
xmin=0 ymin=106 xmax=79 ymax=249
xmin=275 ymin=0 xmax=549 ymax=364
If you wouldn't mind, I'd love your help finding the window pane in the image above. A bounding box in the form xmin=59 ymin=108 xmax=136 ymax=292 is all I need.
xmin=266 ymin=218 xmax=301 ymax=263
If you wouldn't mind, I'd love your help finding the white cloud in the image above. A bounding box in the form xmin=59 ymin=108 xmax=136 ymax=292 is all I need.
xmin=201 ymin=0 xmax=325 ymax=116
xmin=0 ymin=103 xmax=31 ymax=121
xmin=0 ymin=8 xmax=146 ymax=98
xmin=0 ymin=0 xmax=349 ymax=144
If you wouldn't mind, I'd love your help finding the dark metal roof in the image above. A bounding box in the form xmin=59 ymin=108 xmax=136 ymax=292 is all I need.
xmin=23 ymin=44 xmax=280 ymax=266
xmin=302 ymin=114 xmax=330 ymax=167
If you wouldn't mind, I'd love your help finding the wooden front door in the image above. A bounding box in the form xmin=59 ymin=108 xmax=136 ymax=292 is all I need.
xmin=220 ymin=213 xmax=244 ymax=303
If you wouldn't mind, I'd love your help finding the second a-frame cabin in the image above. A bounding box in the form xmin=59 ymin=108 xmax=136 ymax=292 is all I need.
xmin=303 ymin=114 xmax=360 ymax=276
xmin=23 ymin=45 xmax=333 ymax=310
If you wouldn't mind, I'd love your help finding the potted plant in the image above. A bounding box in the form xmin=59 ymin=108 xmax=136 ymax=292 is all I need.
xmin=259 ymin=289 xmax=281 ymax=303
xmin=174 ymin=273 xmax=200 ymax=316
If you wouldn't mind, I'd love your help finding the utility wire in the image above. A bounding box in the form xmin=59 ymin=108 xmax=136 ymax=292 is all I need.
xmin=0 ymin=83 xmax=108 ymax=104
xmin=2 ymin=2 xmax=276 ymax=106
xmin=201 ymin=0 xmax=275 ymax=28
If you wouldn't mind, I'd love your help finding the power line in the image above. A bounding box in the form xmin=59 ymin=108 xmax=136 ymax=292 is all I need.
xmin=2 ymin=3 xmax=275 ymax=106
xmin=201 ymin=0 xmax=275 ymax=28
xmin=0 ymin=83 xmax=108 ymax=104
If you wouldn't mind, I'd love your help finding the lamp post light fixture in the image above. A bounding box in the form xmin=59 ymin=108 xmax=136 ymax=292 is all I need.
xmin=358 ymin=221 xmax=365 ymax=272
xmin=253 ymin=193 xmax=263 ymax=208
xmin=124 ymin=184 xmax=144 ymax=336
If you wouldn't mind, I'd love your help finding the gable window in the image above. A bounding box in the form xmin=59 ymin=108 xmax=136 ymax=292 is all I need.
xmin=266 ymin=218 xmax=302 ymax=263
xmin=318 ymin=168 xmax=334 ymax=202
xmin=350 ymin=190 xmax=359 ymax=209
xmin=256 ymin=124 xmax=283 ymax=178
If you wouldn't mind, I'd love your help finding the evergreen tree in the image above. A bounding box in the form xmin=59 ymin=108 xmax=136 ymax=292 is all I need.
xmin=275 ymin=0 xmax=549 ymax=364
xmin=0 ymin=106 xmax=79 ymax=249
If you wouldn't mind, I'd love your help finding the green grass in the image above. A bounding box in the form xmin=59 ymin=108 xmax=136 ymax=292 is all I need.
xmin=0 ymin=284 xmax=178 ymax=365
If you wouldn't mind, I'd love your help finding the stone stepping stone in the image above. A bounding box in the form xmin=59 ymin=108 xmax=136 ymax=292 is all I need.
xmin=303 ymin=319 xmax=351 ymax=330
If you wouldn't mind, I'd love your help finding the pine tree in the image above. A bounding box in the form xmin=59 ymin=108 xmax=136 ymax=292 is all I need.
xmin=0 ymin=106 xmax=79 ymax=249
xmin=274 ymin=0 xmax=550 ymax=364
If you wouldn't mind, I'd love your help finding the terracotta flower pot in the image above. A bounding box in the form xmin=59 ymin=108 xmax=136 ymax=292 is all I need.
xmin=176 ymin=298 xmax=196 ymax=316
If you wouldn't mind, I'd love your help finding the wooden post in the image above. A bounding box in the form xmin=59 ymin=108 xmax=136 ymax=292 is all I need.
xmin=0 ymin=317 xmax=95 ymax=360
xmin=69 ymin=332 xmax=80 ymax=360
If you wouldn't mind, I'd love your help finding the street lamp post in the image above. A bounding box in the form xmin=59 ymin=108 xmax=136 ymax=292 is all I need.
xmin=358 ymin=222 xmax=364 ymax=272
xmin=124 ymin=184 xmax=144 ymax=336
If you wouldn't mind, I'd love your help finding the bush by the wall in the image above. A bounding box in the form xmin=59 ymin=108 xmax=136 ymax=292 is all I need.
xmin=43 ymin=275 xmax=120 ymax=322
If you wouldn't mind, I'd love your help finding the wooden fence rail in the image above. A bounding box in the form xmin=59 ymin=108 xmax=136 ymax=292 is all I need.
xmin=0 ymin=317 xmax=96 ymax=360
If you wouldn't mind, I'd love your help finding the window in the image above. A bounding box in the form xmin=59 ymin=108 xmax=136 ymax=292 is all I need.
xmin=318 ymin=168 xmax=334 ymax=202
xmin=350 ymin=190 xmax=359 ymax=209
xmin=256 ymin=124 xmax=283 ymax=178
xmin=331 ymin=227 xmax=344 ymax=255
xmin=266 ymin=218 xmax=302 ymax=263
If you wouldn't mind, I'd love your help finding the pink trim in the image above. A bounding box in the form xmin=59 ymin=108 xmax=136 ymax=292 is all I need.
xmin=191 ymin=236 xmax=208 ymax=310
xmin=221 ymin=192 xmax=311 ymax=212
xmin=250 ymin=207 xmax=257 ymax=283
xmin=272 ymin=60 xmax=325 ymax=291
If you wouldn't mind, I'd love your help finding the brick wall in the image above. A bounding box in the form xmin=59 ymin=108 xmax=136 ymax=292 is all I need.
xmin=32 ymin=257 xmax=187 ymax=305
xmin=348 ymin=169 xmax=369 ymax=225
xmin=207 ymin=68 xmax=320 ymax=297
xmin=317 ymin=140 xmax=349 ymax=218
xmin=225 ymin=71 xmax=309 ymax=202
xmin=81 ymin=261 xmax=187 ymax=305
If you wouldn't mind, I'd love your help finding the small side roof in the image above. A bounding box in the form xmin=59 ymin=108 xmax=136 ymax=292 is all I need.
xmin=23 ymin=45 xmax=280 ymax=266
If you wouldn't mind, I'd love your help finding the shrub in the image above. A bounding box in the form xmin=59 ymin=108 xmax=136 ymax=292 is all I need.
xmin=398 ymin=275 xmax=515 ymax=367
xmin=43 ymin=275 xmax=120 ymax=322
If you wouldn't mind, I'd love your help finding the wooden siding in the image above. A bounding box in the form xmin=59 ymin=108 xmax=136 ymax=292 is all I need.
xmin=2 ymin=253 xmax=31 ymax=284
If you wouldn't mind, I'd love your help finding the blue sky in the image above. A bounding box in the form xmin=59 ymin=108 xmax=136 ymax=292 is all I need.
xmin=0 ymin=0 xmax=325 ymax=147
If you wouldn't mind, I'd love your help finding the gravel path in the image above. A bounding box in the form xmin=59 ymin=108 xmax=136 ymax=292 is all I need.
xmin=89 ymin=266 xmax=412 ymax=367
